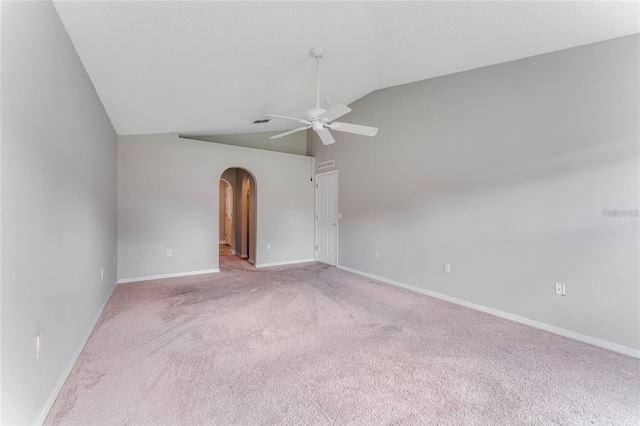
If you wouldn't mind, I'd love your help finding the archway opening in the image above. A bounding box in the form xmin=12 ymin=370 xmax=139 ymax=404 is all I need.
xmin=219 ymin=167 xmax=257 ymax=267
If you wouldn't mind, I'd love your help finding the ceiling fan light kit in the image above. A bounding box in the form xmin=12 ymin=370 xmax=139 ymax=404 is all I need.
xmin=266 ymin=46 xmax=378 ymax=145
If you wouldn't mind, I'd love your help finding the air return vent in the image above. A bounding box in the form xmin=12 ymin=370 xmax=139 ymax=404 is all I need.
xmin=252 ymin=119 xmax=271 ymax=124
xmin=317 ymin=160 xmax=335 ymax=170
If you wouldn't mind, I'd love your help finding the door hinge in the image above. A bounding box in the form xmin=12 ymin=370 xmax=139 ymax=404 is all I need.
xmin=315 ymin=214 xmax=318 ymax=219
xmin=315 ymin=183 xmax=318 ymax=188
xmin=315 ymin=245 xmax=318 ymax=251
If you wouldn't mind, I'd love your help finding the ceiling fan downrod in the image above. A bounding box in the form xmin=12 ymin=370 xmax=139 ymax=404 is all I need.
xmin=310 ymin=46 xmax=325 ymax=110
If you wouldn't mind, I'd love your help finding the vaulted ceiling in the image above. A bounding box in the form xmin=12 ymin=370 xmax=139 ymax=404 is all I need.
xmin=53 ymin=1 xmax=639 ymax=136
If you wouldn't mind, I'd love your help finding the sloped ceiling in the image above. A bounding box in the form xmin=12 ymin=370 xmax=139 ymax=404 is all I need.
xmin=53 ymin=1 xmax=639 ymax=136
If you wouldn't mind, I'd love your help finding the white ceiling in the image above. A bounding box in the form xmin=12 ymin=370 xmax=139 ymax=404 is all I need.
xmin=53 ymin=1 xmax=639 ymax=136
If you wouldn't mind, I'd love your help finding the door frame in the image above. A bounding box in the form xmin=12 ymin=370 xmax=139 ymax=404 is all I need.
xmin=220 ymin=178 xmax=233 ymax=246
xmin=315 ymin=169 xmax=338 ymax=265
xmin=224 ymin=184 xmax=233 ymax=246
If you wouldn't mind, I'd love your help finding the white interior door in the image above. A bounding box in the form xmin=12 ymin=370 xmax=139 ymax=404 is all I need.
xmin=316 ymin=170 xmax=338 ymax=266
xmin=225 ymin=185 xmax=233 ymax=245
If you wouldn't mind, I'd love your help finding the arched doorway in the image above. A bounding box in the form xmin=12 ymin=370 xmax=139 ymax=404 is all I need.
xmin=219 ymin=167 xmax=257 ymax=265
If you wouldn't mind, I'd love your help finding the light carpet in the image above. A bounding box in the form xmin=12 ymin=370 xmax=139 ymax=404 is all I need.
xmin=46 ymin=255 xmax=640 ymax=425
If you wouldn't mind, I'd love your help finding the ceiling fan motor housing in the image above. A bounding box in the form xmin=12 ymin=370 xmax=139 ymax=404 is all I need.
xmin=310 ymin=45 xmax=326 ymax=58
xmin=305 ymin=107 xmax=326 ymax=120
xmin=312 ymin=122 xmax=324 ymax=132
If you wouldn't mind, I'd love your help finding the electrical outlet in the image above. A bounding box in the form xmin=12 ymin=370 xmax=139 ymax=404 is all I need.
xmin=444 ymin=262 xmax=451 ymax=273
xmin=267 ymin=243 xmax=271 ymax=250
xmin=555 ymin=282 xmax=566 ymax=296
xmin=167 ymin=249 xmax=172 ymax=257
xmin=338 ymin=213 xmax=343 ymax=219
xmin=36 ymin=333 xmax=43 ymax=360
xmin=374 ymin=250 xmax=379 ymax=259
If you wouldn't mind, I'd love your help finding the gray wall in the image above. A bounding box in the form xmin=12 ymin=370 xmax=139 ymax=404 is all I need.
xmin=312 ymin=35 xmax=639 ymax=352
xmin=117 ymin=134 xmax=315 ymax=280
xmin=233 ymin=168 xmax=257 ymax=262
xmin=1 ymin=2 xmax=118 ymax=423
xmin=221 ymin=168 xmax=237 ymax=185
xmin=188 ymin=130 xmax=308 ymax=156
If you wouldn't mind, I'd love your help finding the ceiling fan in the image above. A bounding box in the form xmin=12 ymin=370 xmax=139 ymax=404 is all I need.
xmin=266 ymin=46 xmax=378 ymax=145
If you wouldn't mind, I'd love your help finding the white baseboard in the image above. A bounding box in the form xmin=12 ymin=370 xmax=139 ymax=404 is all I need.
xmin=337 ymin=264 xmax=640 ymax=359
xmin=231 ymin=250 xmax=236 ymax=255
xmin=117 ymin=268 xmax=219 ymax=284
xmin=256 ymin=258 xmax=316 ymax=268
xmin=36 ymin=281 xmax=118 ymax=425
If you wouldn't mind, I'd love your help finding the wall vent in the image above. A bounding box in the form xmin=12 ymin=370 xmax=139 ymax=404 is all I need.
xmin=317 ymin=160 xmax=335 ymax=170
xmin=252 ymin=119 xmax=271 ymax=124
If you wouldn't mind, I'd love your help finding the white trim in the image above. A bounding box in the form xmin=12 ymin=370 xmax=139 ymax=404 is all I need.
xmin=117 ymin=269 xmax=219 ymax=284
xmin=337 ymin=264 xmax=640 ymax=359
xmin=36 ymin=281 xmax=118 ymax=425
xmin=0 ymin=3 xmax=3 ymax=421
xmin=315 ymin=169 xmax=339 ymax=178
xmin=256 ymin=259 xmax=316 ymax=268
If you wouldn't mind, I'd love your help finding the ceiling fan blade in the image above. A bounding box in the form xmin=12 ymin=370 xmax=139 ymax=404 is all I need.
xmin=320 ymin=104 xmax=352 ymax=123
xmin=269 ymin=126 xmax=312 ymax=140
xmin=316 ymin=128 xmax=336 ymax=145
xmin=328 ymin=122 xmax=378 ymax=137
xmin=265 ymin=114 xmax=312 ymax=125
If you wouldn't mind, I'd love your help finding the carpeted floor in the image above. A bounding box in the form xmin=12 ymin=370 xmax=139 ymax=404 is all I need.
xmin=46 ymin=255 xmax=639 ymax=425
